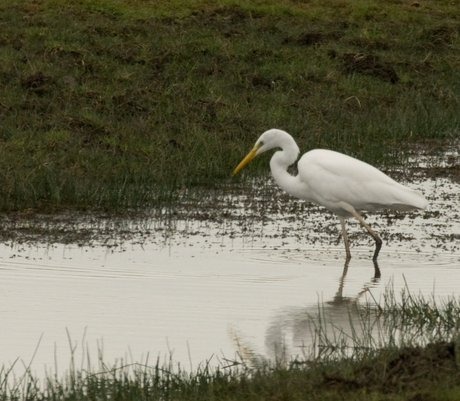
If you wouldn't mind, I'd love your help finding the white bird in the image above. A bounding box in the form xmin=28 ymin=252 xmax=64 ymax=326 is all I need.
xmin=233 ymin=129 xmax=428 ymax=261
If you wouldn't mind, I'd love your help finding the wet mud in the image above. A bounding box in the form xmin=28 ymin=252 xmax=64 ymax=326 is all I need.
xmin=0 ymin=143 xmax=458 ymax=249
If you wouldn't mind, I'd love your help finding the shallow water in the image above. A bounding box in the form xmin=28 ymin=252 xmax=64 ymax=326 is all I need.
xmin=0 ymin=174 xmax=459 ymax=380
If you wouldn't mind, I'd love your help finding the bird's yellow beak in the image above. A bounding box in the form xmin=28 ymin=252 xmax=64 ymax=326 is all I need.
xmin=233 ymin=144 xmax=261 ymax=175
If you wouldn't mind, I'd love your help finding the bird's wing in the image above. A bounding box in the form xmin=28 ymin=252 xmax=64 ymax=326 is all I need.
xmin=297 ymin=150 xmax=427 ymax=212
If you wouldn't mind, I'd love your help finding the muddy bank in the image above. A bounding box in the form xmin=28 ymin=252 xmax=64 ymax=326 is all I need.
xmin=0 ymin=144 xmax=458 ymax=249
xmin=321 ymin=342 xmax=459 ymax=394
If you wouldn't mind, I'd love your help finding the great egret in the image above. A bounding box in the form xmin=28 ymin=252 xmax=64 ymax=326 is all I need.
xmin=233 ymin=129 xmax=428 ymax=261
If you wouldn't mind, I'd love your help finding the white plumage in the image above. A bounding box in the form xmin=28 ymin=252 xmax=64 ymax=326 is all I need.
xmin=234 ymin=129 xmax=428 ymax=260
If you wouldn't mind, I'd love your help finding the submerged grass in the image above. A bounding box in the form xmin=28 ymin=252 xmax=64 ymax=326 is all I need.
xmin=2 ymin=286 xmax=460 ymax=400
xmin=0 ymin=0 xmax=459 ymax=211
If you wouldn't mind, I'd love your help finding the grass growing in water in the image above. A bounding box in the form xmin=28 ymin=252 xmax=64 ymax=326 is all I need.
xmin=0 ymin=0 xmax=459 ymax=211
xmin=2 ymin=285 xmax=460 ymax=400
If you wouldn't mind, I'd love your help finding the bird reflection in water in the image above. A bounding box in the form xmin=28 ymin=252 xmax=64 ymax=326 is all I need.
xmin=265 ymin=259 xmax=381 ymax=364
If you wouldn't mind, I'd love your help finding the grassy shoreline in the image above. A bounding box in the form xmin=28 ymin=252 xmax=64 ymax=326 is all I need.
xmin=2 ymin=286 xmax=460 ymax=400
xmin=0 ymin=0 xmax=459 ymax=211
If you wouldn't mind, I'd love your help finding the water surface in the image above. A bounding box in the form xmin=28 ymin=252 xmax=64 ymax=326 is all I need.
xmin=0 ymin=174 xmax=459 ymax=380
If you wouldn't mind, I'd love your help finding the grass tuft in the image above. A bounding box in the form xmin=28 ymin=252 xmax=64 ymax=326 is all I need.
xmin=2 ymin=285 xmax=460 ymax=400
xmin=0 ymin=0 xmax=459 ymax=211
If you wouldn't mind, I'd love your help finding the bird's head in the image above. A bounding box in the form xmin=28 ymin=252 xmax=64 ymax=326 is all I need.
xmin=233 ymin=129 xmax=293 ymax=175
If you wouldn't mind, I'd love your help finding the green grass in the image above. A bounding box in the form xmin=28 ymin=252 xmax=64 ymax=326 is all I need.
xmin=2 ymin=286 xmax=460 ymax=400
xmin=0 ymin=0 xmax=459 ymax=211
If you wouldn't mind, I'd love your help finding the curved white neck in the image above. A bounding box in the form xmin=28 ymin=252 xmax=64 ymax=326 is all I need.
xmin=269 ymin=143 xmax=301 ymax=198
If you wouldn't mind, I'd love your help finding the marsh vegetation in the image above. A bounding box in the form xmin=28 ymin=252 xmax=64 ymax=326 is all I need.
xmin=0 ymin=0 xmax=459 ymax=212
xmin=1 ymin=0 xmax=460 ymax=399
